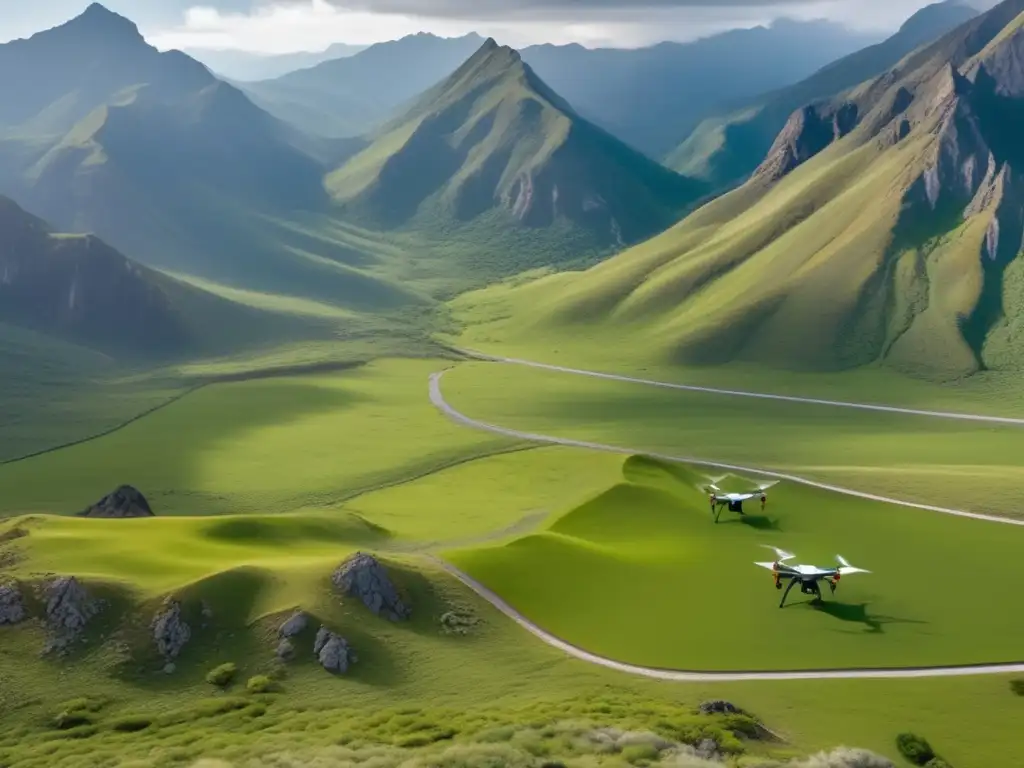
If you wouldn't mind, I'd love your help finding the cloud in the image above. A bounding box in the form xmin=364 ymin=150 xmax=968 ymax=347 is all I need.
xmin=149 ymin=0 xmax=936 ymax=54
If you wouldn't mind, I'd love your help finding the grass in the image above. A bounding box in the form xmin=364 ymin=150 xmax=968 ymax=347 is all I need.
xmin=440 ymin=361 xmax=1024 ymax=519
xmin=446 ymin=453 xmax=1024 ymax=670
xmin=3 ymin=357 xmax=1024 ymax=766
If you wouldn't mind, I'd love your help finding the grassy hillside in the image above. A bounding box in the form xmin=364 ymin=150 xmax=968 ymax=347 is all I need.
xmin=327 ymin=39 xmax=707 ymax=278
xmin=450 ymin=0 xmax=1024 ymax=381
xmin=449 ymin=453 xmax=1024 ymax=670
xmin=3 ymin=359 xmax=1024 ymax=767
xmin=667 ymin=0 xmax=979 ymax=188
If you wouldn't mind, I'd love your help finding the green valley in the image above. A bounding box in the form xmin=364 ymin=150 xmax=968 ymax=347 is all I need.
xmin=7 ymin=1 xmax=1024 ymax=767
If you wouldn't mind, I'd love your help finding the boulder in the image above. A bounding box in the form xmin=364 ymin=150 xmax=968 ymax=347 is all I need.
xmin=694 ymin=738 xmax=720 ymax=760
xmin=152 ymin=599 xmax=191 ymax=661
xmin=79 ymin=485 xmax=154 ymax=518
xmin=0 ymin=582 xmax=26 ymax=625
xmin=278 ymin=610 xmax=309 ymax=638
xmin=331 ymin=552 xmax=410 ymax=621
xmin=314 ymin=626 xmax=351 ymax=673
xmin=698 ymin=700 xmax=741 ymax=715
xmin=45 ymin=576 xmax=98 ymax=634
xmin=276 ymin=638 xmax=296 ymax=661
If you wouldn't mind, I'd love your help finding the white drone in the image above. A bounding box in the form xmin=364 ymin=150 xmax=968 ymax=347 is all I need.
xmin=705 ymin=477 xmax=777 ymax=523
xmin=755 ymin=546 xmax=871 ymax=608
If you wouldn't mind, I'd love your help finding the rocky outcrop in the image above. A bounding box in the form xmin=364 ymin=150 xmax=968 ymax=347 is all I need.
xmin=276 ymin=638 xmax=295 ymax=661
xmin=79 ymin=485 xmax=154 ymax=518
xmin=698 ymin=700 xmax=742 ymax=715
xmin=755 ymin=101 xmax=858 ymax=182
xmin=313 ymin=627 xmax=351 ymax=674
xmin=152 ymin=599 xmax=190 ymax=662
xmin=278 ymin=610 xmax=309 ymax=638
xmin=331 ymin=552 xmax=410 ymax=621
xmin=0 ymin=582 xmax=26 ymax=625
xmin=43 ymin=576 xmax=100 ymax=653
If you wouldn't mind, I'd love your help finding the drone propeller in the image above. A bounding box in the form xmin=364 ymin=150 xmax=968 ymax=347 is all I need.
xmin=836 ymin=555 xmax=870 ymax=574
xmin=755 ymin=480 xmax=780 ymax=492
xmin=762 ymin=545 xmax=796 ymax=562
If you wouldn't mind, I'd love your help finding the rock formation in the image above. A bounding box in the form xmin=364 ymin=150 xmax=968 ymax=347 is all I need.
xmin=43 ymin=576 xmax=100 ymax=653
xmin=314 ymin=627 xmax=351 ymax=673
xmin=79 ymin=485 xmax=154 ymax=518
xmin=152 ymin=599 xmax=191 ymax=662
xmin=0 ymin=581 xmax=26 ymax=625
xmin=278 ymin=610 xmax=309 ymax=638
xmin=276 ymin=638 xmax=295 ymax=661
xmin=331 ymin=552 xmax=410 ymax=621
xmin=698 ymin=700 xmax=742 ymax=715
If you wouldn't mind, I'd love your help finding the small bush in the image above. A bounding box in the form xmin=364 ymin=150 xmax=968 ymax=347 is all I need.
xmin=896 ymin=733 xmax=935 ymax=765
xmin=1010 ymin=678 xmax=1024 ymax=696
xmin=206 ymin=662 xmax=238 ymax=688
xmin=246 ymin=675 xmax=275 ymax=694
xmin=111 ymin=715 xmax=153 ymax=733
xmin=622 ymin=744 xmax=660 ymax=764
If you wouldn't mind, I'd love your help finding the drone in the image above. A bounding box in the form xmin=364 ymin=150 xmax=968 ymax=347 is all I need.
xmin=755 ymin=546 xmax=870 ymax=608
xmin=705 ymin=478 xmax=777 ymax=523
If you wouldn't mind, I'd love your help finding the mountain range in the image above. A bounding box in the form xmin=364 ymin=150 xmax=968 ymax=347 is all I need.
xmin=242 ymin=22 xmax=880 ymax=158
xmin=2 ymin=0 xmax=1016 ymax=381
xmin=456 ymin=0 xmax=1024 ymax=380
xmin=668 ymin=0 xmax=981 ymax=188
xmin=184 ymin=42 xmax=367 ymax=82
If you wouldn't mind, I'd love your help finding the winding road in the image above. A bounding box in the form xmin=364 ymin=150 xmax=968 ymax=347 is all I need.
xmin=427 ymin=358 xmax=1024 ymax=681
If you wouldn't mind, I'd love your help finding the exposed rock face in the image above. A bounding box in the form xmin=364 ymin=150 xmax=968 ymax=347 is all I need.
xmin=278 ymin=610 xmax=309 ymax=638
xmin=755 ymin=101 xmax=858 ymax=181
xmin=331 ymin=552 xmax=410 ymax=621
xmin=45 ymin=576 xmax=99 ymax=634
xmin=314 ymin=627 xmax=351 ymax=673
xmin=152 ymin=599 xmax=191 ymax=661
xmin=0 ymin=582 xmax=26 ymax=625
xmin=79 ymin=485 xmax=154 ymax=518
xmin=276 ymin=638 xmax=295 ymax=661
xmin=694 ymin=738 xmax=720 ymax=760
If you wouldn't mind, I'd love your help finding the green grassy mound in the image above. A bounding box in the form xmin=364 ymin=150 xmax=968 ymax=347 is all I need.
xmin=448 ymin=454 xmax=1024 ymax=671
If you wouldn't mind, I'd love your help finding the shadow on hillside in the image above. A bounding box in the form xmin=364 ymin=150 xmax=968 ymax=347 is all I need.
xmin=809 ymin=601 xmax=928 ymax=635
xmin=721 ymin=514 xmax=781 ymax=531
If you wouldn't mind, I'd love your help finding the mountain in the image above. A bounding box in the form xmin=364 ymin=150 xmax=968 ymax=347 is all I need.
xmin=184 ymin=43 xmax=368 ymax=82
xmin=0 ymin=4 xmax=390 ymax=307
xmin=241 ymin=33 xmax=486 ymax=138
xmin=0 ymin=195 xmax=193 ymax=357
xmin=667 ymin=0 xmax=980 ymax=188
xmin=453 ymin=0 xmax=1024 ymax=380
xmin=519 ymin=20 xmax=881 ymax=160
xmin=325 ymin=39 xmax=708 ymax=275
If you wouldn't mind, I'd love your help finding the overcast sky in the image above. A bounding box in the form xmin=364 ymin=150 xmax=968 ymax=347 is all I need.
xmin=0 ymin=0 xmax=988 ymax=53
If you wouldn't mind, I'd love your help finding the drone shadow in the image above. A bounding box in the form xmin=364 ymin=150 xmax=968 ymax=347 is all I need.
xmin=721 ymin=515 xmax=781 ymax=531
xmin=806 ymin=601 xmax=929 ymax=635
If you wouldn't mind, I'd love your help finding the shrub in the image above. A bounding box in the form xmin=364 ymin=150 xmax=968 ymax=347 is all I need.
xmin=622 ymin=743 xmax=661 ymax=763
xmin=246 ymin=675 xmax=275 ymax=694
xmin=53 ymin=711 xmax=93 ymax=730
xmin=1010 ymin=678 xmax=1024 ymax=696
xmin=896 ymin=733 xmax=935 ymax=765
xmin=206 ymin=662 xmax=238 ymax=687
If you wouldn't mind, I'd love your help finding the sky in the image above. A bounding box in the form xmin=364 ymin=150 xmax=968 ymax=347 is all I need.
xmin=0 ymin=0 xmax=988 ymax=53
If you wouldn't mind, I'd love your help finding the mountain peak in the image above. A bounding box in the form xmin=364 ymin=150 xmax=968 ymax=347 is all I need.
xmin=59 ymin=2 xmax=143 ymax=41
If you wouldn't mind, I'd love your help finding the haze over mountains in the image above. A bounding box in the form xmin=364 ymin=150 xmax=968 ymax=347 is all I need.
xmin=2 ymin=0 xmax=1021 ymax=381
xmin=242 ymin=21 xmax=881 ymax=158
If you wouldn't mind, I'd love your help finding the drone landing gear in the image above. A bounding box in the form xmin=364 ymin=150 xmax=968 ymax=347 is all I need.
xmin=779 ymin=579 xmax=825 ymax=608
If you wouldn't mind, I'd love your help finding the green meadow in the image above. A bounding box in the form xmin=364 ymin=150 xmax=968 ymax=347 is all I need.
xmin=3 ymin=357 xmax=1024 ymax=766
xmin=440 ymin=361 xmax=1024 ymax=520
